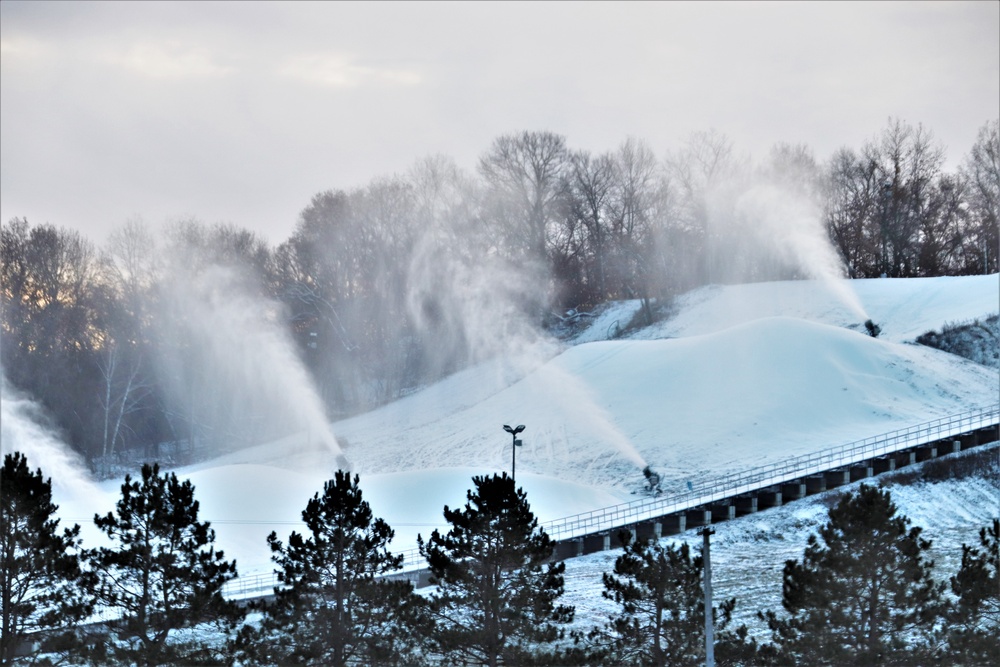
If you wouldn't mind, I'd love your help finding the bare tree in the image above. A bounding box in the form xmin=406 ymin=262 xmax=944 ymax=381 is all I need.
xmin=105 ymin=218 xmax=159 ymax=311
xmin=478 ymin=130 xmax=569 ymax=266
xmin=565 ymin=149 xmax=619 ymax=303
xmin=960 ymin=119 xmax=1000 ymax=274
xmin=915 ymin=174 xmax=969 ymax=276
xmin=665 ymin=130 xmax=745 ymax=286
xmin=96 ymin=339 xmax=150 ymax=463
xmin=97 ymin=219 xmax=159 ymax=463
xmin=611 ymin=137 xmax=671 ymax=322
xmin=864 ymin=118 xmax=945 ymax=277
xmin=824 ymin=148 xmax=882 ymax=278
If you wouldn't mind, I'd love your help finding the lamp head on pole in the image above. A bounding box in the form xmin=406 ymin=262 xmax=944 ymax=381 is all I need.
xmin=503 ymin=424 xmax=525 ymax=436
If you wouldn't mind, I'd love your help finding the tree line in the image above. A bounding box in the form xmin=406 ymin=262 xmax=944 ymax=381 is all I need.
xmin=2 ymin=119 xmax=998 ymax=465
xmin=2 ymin=451 xmax=998 ymax=666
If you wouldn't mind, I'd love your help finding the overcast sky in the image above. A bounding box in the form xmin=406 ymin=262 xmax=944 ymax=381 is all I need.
xmin=2 ymin=1 xmax=998 ymax=244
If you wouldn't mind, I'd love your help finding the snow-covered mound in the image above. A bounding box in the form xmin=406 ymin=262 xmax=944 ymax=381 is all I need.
xmin=333 ymin=316 xmax=994 ymax=492
xmin=578 ymin=274 xmax=998 ymax=344
xmin=42 ymin=275 xmax=999 ymax=577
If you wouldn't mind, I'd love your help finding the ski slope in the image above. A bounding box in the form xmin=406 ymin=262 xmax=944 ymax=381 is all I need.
xmin=30 ymin=275 xmax=1000 ymax=579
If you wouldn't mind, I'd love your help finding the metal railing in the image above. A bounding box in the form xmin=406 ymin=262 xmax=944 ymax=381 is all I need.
xmin=539 ymin=404 xmax=998 ymax=542
xmin=222 ymin=404 xmax=998 ymax=598
xmin=222 ymin=570 xmax=283 ymax=599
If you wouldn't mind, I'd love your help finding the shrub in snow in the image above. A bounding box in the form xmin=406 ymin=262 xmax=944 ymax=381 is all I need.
xmin=915 ymin=314 xmax=999 ymax=368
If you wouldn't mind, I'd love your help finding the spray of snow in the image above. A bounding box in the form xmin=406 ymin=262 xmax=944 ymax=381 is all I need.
xmin=733 ymin=183 xmax=869 ymax=320
xmin=154 ymin=265 xmax=345 ymax=469
xmin=407 ymin=228 xmax=548 ymax=376
xmin=405 ymin=216 xmax=647 ymax=474
xmin=0 ymin=372 xmax=98 ymax=499
xmin=525 ymin=363 xmax=648 ymax=470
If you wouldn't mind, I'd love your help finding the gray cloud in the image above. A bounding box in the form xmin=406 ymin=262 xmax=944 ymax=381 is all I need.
xmin=1 ymin=0 xmax=997 ymax=243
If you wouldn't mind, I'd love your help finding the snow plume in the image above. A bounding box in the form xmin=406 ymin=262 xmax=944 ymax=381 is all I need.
xmin=733 ymin=184 xmax=868 ymax=320
xmin=527 ymin=363 xmax=648 ymax=473
xmin=408 ymin=241 xmax=545 ymax=370
xmin=405 ymin=217 xmax=647 ymax=478
xmin=0 ymin=372 xmax=96 ymax=498
xmin=153 ymin=263 xmax=345 ymax=470
xmin=703 ymin=176 xmax=869 ymax=322
xmin=405 ymin=221 xmax=555 ymax=399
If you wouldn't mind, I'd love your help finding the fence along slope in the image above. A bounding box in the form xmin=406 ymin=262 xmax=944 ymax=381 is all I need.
xmin=223 ymin=404 xmax=998 ymax=595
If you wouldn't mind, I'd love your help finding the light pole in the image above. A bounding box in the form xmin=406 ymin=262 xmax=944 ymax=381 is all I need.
xmin=503 ymin=424 xmax=525 ymax=481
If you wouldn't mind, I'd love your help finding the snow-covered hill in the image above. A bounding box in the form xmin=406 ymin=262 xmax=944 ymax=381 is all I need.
xmin=37 ymin=275 xmax=1000 ymax=580
xmin=579 ymin=274 xmax=999 ymax=344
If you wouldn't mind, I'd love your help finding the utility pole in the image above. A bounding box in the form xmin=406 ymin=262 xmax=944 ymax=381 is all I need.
xmin=702 ymin=527 xmax=715 ymax=667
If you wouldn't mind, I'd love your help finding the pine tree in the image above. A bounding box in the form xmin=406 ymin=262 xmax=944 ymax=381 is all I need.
xmin=417 ymin=473 xmax=574 ymax=666
xmin=945 ymin=518 xmax=999 ymax=662
xmin=234 ymin=471 xmax=420 ymax=666
xmin=590 ymin=532 xmax=748 ymax=667
xmin=87 ymin=463 xmax=239 ymax=665
xmin=761 ymin=484 xmax=942 ymax=665
xmin=1 ymin=452 xmax=93 ymax=665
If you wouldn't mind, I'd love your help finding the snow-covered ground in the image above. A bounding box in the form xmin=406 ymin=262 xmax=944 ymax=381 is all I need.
xmin=562 ymin=443 xmax=1000 ymax=639
xmin=37 ymin=275 xmax=999 ymax=590
xmin=578 ymin=274 xmax=999 ymax=344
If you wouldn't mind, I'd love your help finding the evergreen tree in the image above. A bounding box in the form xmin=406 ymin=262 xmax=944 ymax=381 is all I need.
xmin=417 ymin=473 xmax=574 ymax=666
xmin=1 ymin=452 xmax=93 ymax=665
xmin=945 ymin=518 xmax=999 ymax=662
xmin=760 ymin=484 xmax=942 ymax=666
xmin=589 ymin=532 xmax=750 ymax=667
xmin=234 ymin=471 xmax=421 ymax=666
xmin=87 ymin=463 xmax=239 ymax=665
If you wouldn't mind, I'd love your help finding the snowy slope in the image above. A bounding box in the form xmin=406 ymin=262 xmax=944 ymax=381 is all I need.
xmin=627 ymin=274 xmax=999 ymax=344
xmin=333 ymin=317 xmax=995 ymax=494
xmin=35 ymin=275 xmax=999 ymax=580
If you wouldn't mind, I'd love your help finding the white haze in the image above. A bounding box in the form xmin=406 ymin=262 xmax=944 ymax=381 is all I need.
xmin=699 ymin=169 xmax=871 ymax=324
xmin=153 ymin=264 xmax=346 ymax=470
xmin=406 ymin=228 xmax=549 ymax=381
xmin=0 ymin=372 xmax=97 ymax=499
xmin=405 ymin=214 xmax=647 ymax=472
xmin=733 ymin=183 xmax=869 ymax=320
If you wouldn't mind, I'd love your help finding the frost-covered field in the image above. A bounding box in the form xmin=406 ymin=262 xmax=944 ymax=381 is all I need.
xmin=47 ymin=275 xmax=999 ymax=604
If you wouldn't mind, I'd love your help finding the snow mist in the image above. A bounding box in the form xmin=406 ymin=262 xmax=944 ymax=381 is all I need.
xmin=701 ymin=171 xmax=869 ymax=323
xmin=406 ymin=215 xmax=648 ymax=478
xmin=528 ymin=363 xmax=648 ymax=471
xmin=154 ymin=264 xmax=346 ymax=469
xmin=1 ymin=372 xmax=98 ymax=500
xmin=733 ymin=184 xmax=868 ymax=320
